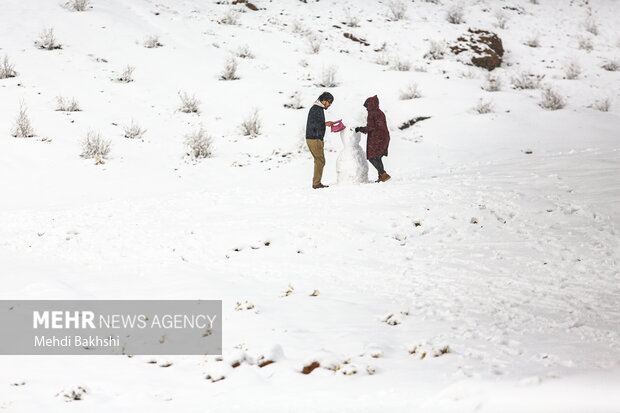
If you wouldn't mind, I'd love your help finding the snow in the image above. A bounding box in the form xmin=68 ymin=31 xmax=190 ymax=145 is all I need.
xmin=336 ymin=131 xmax=369 ymax=184
xmin=1 ymin=0 xmax=620 ymax=411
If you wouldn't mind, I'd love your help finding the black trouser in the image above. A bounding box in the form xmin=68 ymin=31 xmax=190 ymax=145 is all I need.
xmin=369 ymin=157 xmax=385 ymax=175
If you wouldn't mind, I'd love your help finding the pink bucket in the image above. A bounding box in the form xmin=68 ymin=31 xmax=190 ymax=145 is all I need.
xmin=331 ymin=120 xmax=346 ymax=133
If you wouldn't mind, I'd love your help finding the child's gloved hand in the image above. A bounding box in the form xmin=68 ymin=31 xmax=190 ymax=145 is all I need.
xmin=354 ymin=127 xmax=362 ymax=133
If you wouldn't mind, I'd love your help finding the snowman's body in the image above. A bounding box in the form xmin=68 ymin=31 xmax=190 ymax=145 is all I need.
xmin=336 ymin=131 xmax=369 ymax=184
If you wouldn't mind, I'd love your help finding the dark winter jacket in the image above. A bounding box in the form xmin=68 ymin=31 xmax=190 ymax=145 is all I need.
xmin=359 ymin=95 xmax=390 ymax=159
xmin=306 ymin=102 xmax=326 ymax=140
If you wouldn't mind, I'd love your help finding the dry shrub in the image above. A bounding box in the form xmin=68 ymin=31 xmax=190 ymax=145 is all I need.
xmin=316 ymin=66 xmax=338 ymax=87
xmin=144 ymin=35 xmax=163 ymax=48
xmin=564 ymin=59 xmax=581 ymax=80
xmin=235 ymin=44 xmax=254 ymax=59
xmin=399 ymin=82 xmax=422 ymax=100
xmin=36 ymin=28 xmax=62 ymax=50
xmin=12 ymin=102 xmax=35 ymax=138
xmin=424 ymin=40 xmax=446 ymax=60
xmin=0 ymin=55 xmax=17 ymax=79
xmin=307 ymin=33 xmax=322 ymax=54
xmin=473 ymin=99 xmax=494 ymax=114
xmin=601 ymin=60 xmax=619 ymax=71
xmin=591 ymin=97 xmax=611 ymax=112
xmin=539 ymin=87 xmax=566 ymax=110
xmin=178 ymin=91 xmax=201 ymax=113
xmin=239 ymin=109 xmax=262 ymax=137
xmin=482 ymin=73 xmax=502 ymax=91
xmin=387 ymin=0 xmax=407 ymax=21
xmin=56 ymin=96 xmax=81 ymax=111
xmin=220 ymin=57 xmax=239 ymax=80
xmin=219 ymin=9 xmax=239 ymax=25
xmin=511 ymin=72 xmax=542 ymax=89
xmin=66 ymin=0 xmax=90 ymax=11
xmin=116 ymin=65 xmax=135 ymax=83
xmin=80 ymin=131 xmax=111 ymax=160
xmin=284 ymin=91 xmax=305 ymax=109
xmin=185 ymin=127 xmax=213 ymax=159
xmin=446 ymin=4 xmax=465 ymax=24
xmin=123 ymin=120 xmax=146 ymax=139
xmin=578 ymin=36 xmax=593 ymax=51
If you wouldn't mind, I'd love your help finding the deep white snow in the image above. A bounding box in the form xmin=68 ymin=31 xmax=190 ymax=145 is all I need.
xmin=1 ymin=0 xmax=619 ymax=411
xmin=337 ymin=131 xmax=369 ymax=184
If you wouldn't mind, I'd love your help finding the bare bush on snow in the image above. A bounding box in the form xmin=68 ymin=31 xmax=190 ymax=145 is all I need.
xmin=35 ymin=28 xmax=62 ymax=50
xmin=564 ymin=59 xmax=581 ymax=80
xmin=511 ymin=72 xmax=542 ymax=89
xmin=123 ymin=120 xmax=146 ymax=139
xmin=11 ymin=102 xmax=35 ymax=138
xmin=391 ymin=58 xmax=411 ymax=71
xmin=374 ymin=51 xmax=390 ymax=66
xmin=578 ymin=36 xmax=594 ymax=51
xmin=601 ymin=59 xmax=620 ymax=71
xmin=56 ymin=96 xmax=81 ymax=111
xmin=178 ymin=91 xmax=201 ymax=113
xmin=219 ymin=57 xmax=239 ymax=80
xmin=446 ymin=4 xmax=465 ymax=24
xmin=316 ymin=66 xmax=338 ymax=87
xmin=307 ymin=33 xmax=322 ymax=54
xmin=219 ymin=9 xmax=239 ymax=25
xmin=0 ymin=55 xmax=17 ymax=79
xmin=235 ymin=44 xmax=254 ymax=59
xmin=185 ymin=128 xmax=213 ymax=159
xmin=115 ymin=65 xmax=135 ymax=83
xmin=584 ymin=11 xmax=598 ymax=36
xmin=291 ymin=20 xmax=309 ymax=35
xmin=144 ymin=35 xmax=163 ymax=48
xmin=240 ymin=109 xmax=262 ymax=137
xmin=539 ymin=87 xmax=566 ymax=110
xmin=482 ymin=73 xmax=502 ymax=91
xmin=591 ymin=97 xmax=611 ymax=112
xmin=424 ymin=40 xmax=446 ymax=60
xmin=344 ymin=8 xmax=359 ymax=27
xmin=65 ymin=0 xmax=90 ymax=11
xmin=399 ymin=82 xmax=422 ymax=100
xmin=473 ymin=99 xmax=494 ymax=114
xmin=284 ymin=91 xmax=305 ymax=109
xmin=387 ymin=0 xmax=407 ymax=21
xmin=494 ymin=10 xmax=508 ymax=29
xmin=459 ymin=69 xmax=478 ymax=79
xmin=80 ymin=131 xmax=111 ymax=161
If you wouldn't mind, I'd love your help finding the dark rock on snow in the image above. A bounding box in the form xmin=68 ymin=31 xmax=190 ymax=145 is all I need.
xmin=451 ymin=29 xmax=504 ymax=71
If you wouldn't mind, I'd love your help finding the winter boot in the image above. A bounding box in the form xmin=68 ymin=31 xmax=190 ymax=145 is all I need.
xmin=378 ymin=172 xmax=391 ymax=182
xmin=313 ymin=183 xmax=329 ymax=189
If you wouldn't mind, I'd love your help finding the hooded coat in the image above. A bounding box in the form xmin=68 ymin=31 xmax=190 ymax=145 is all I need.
xmin=359 ymin=96 xmax=390 ymax=159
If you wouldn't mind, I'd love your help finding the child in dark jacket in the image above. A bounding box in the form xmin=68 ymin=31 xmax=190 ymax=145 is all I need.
xmin=355 ymin=95 xmax=391 ymax=182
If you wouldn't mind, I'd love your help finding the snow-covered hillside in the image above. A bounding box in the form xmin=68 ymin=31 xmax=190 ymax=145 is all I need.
xmin=1 ymin=0 xmax=619 ymax=411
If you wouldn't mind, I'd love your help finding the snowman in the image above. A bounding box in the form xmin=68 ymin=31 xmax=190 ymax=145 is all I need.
xmin=335 ymin=127 xmax=369 ymax=184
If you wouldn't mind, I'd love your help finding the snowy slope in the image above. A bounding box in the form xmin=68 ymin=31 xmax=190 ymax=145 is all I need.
xmin=1 ymin=0 xmax=620 ymax=411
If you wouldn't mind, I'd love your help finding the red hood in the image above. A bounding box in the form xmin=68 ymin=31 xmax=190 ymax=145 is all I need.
xmin=364 ymin=95 xmax=380 ymax=111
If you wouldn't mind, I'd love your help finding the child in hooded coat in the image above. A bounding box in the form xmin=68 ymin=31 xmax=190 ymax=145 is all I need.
xmin=355 ymin=95 xmax=391 ymax=182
